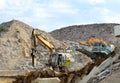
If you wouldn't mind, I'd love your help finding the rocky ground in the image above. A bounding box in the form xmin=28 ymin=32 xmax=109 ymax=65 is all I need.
xmin=100 ymin=68 xmax=120 ymax=83
xmin=0 ymin=20 xmax=120 ymax=83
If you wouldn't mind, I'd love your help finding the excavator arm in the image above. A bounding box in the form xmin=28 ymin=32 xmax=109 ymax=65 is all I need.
xmin=31 ymin=29 xmax=55 ymax=53
xmin=36 ymin=34 xmax=55 ymax=53
xmin=31 ymin=29 xmax=55 ymax=67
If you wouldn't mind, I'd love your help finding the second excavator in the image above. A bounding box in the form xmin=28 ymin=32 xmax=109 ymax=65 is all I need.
xmin=76 ymin=37 xmax=115 ymax=61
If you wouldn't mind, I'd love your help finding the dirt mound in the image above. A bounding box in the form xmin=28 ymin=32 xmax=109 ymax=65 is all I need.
xmin=0 ymin=20 xmax=65 ymax=70
xmin=50 ymin=23 xmax=120 ymax=44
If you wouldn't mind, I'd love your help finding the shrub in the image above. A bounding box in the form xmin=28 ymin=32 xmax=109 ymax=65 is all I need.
xmin=16 ymin=27 xmax=20 ymax=33
xmin=0 ymin=25 xmax=8 ymax=32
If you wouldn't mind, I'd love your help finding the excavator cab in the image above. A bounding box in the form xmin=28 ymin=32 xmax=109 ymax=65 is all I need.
xmin=92 ymin=42 xmax=113 ymax=55
xmin=49 ymin=53 xmax=67 ymax=68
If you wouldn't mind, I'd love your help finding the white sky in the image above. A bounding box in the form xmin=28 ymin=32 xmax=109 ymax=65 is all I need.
xmin=0 ymin=0 xmax=120 ymax=32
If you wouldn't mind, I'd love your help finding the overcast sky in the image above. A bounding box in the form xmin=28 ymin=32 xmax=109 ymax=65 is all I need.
xmin=0 ymin=0 xmax=120 ymax=32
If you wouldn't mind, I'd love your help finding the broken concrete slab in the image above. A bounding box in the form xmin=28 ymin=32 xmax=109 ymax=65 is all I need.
xmin=31 ymin=77 xmax=60 ymax=83
xmin=0 ymin=78 xmax=16 ymax=83
xmin=114 ymin=25 xmax=120 ymax=37
xmin=0 ymin=70 xmax=30 ymax=77
xmin=78 ymin=66 xmax=99 ymax=83
xmin=78 ymin=56 xmax=119 ymax=83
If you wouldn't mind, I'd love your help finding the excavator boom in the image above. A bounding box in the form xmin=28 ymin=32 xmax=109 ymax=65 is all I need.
xmin=80 ymin=37 xmax=107 ymax=45
xmin=36 ymin=35 xmax=55 ymax=53
xmin=32 ymin=29 xmax=55 ymax=53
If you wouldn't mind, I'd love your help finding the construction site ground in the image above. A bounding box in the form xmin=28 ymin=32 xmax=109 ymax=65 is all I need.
xmin=100 ymin=68 xmax=120 ymax=83
xmin=0 ymin=20 xmax=120 ymax=83
xmin=0 ymin=55 xmax=119 ymax=83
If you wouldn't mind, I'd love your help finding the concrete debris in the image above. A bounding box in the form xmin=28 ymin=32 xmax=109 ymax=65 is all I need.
xmin=31 ymin=77 xmax=60 ymax=83
xmin=86 ymin=55 xmax=120 ymax=83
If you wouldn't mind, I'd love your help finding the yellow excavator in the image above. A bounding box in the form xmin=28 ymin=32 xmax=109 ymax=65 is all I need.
xmin=31 ymin=29 xmax=70 ymax=69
